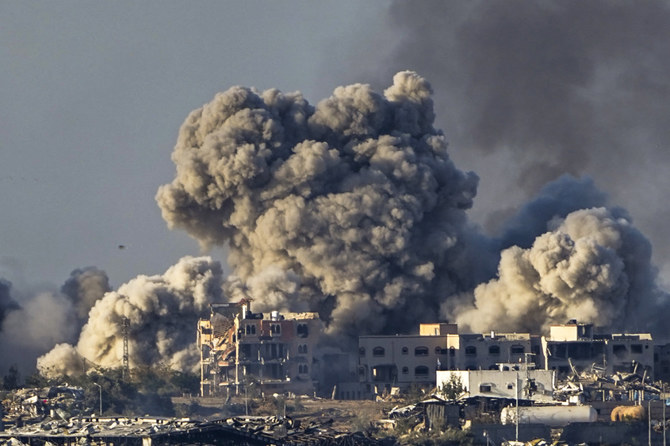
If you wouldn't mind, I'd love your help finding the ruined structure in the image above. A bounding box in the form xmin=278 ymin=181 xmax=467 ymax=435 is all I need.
xmin=541 ymin=321 xmax=654 ymax=378
xmin=197 ymin=300 xmax=322 ymax=397
xmin=356 ymin=320 xmax=656 ymax=399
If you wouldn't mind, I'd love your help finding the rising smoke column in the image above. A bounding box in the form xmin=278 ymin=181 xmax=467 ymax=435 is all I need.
xmin=38 ymin=256 xmax=223 ymax=377
xmin=448 ymin=206 xmax=669 ymax=335
xmin=61 ymin=267 xmax=111 ymax=329
xmin=156 ymin=71 xmax=479 ymax=337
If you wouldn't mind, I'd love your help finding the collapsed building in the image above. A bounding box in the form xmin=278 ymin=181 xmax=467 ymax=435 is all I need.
xmin=197 ymin=300 xmax=322 ymax=397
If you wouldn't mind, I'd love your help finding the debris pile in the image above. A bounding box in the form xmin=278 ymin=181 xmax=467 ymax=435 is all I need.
xmin=1 ymin=386 xmax=86 ymax=426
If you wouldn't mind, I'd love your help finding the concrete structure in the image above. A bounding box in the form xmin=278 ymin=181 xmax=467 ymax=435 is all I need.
xmin=358 ymin=326 xmax=450 ymax=395
xmin=437 ymin=363 xmax=555 ymax=402
xmin=654 ymin=342 xmax=670 ymax=382
xmin=197 ymin=300 xmax=322 ymax=396
xmin=357 ymin=320 xmax=656 ymax=398
xmin=541 ymin=321 xmax=654 ymax=378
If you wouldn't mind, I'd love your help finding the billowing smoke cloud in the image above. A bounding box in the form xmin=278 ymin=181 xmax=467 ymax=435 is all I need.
xmin=157 ymin=72 xmax=479 ymax=337
xmin=38 ymin=256 xmax=223 ymax=377
xmin=343 ymin=1 xmax=670 ymax=276
xmin=0 ymin=268 xmax=109 ymax=378
xmin=448 ymin=206 xmax=669 ymax=334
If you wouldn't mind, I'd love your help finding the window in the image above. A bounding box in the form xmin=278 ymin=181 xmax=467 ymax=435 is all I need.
xmin=415 ymin=346 xmax=429 ymax=356
xmin=298 ymin=344 xmax=308 ymax=354
xmin=489 ymin=345 xmax=500 ymax=355
xmin=373 ymin=346 xmax=385 ymax=357
xmin=270 ymin=324 xmax=281 ymax=335
xmin=401 ymin=347 xmax=409 ymax=355
xmin=507 ymin=384 xmax=514 ymax=390
xmin=479 ymin=384 xmax=491 ymax=393
xmin=359 ymin=347 xmax=365 ymax=357
xmin=246 ymin=324 xmax=256 ymax=335
xmin=201 ymin=327 xmax=212 ymax=335
xmin=465 ymin=346 xmax=477 ymax=356
xmin=449 ymin=347 xmax=455 ymax=357
xmin=402 ymin=367 xmax=409 ymax=374
xmin=488 ymin=365 xmax=498 ymax=370
xmin=415 ymin=366 xmax=429 ymax=377
xmin=631 ymin=344 xmax=643 ymax=354
xmin=613 ymin=344 xmax=627 ymax=358
xmin=298 ymin=364 xmax=309 ymax=374
xmin=510 ymin=345 xmax=525 ymax=354
xmin=297 ymin=323 xmax=309 ymax=338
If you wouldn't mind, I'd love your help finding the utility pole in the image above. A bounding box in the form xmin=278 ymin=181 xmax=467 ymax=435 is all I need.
xmin=93 ymin=383 xmax=102 ymax=416
xmin=122 ymin=317 xmax=130 ymax=380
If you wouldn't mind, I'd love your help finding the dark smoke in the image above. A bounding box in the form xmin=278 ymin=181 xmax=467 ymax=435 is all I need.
xmin=342 ymin=1 xmax=670 ymax=274
xmin=0 ymin=279 xmax=19 ymax=332
xmin=157 ymin=72 xmax=479 ymax=338
xmin=61 ymin=267 xmax=111 ymax=327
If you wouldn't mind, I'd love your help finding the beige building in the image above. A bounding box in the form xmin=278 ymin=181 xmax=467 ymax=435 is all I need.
xmin=197 ymin=300 xmax=322 ymax=396
xmin=358 ymin=323 xmax=457 ymax=394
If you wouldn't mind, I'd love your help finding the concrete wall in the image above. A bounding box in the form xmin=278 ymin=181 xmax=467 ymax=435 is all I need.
xmin=469 ymin=423 xmax=550 ymax=445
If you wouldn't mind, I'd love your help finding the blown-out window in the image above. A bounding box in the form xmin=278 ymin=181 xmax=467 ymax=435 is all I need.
xmin=373 ymin=346 xmax=385 ymax=357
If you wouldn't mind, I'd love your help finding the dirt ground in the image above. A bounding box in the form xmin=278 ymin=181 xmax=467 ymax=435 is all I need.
xmin=173 ymin=395 xmax=398 ymax=432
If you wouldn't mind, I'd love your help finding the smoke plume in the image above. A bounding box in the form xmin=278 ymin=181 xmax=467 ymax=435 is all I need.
xmin=157 ymin=71 xmax=479 ymax=337
xmin=448 ymin=206 xmax=668 ymax=334
xmin=0 ymin=268 xmax=109 ymax=378
xmin=37 ymin=256 xmax=223 ymax=377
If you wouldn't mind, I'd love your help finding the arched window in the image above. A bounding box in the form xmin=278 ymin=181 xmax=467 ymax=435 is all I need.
xmin=402 ymin=367 xmax=409 ymax=374
xmin=359 ymin=347 xmax=365 ymax=357
xmin=298 ymin=364 xmax=309 ymax=374
xmin=415 ymin=346 xmax=429 ymax=356
xmin=489 ymin=345 xmax=500 ymax=355
xmin=510 ymin=345 xmax=525 ymax=355
xmin=298 ymin=344 xmax=308 ymax=354
xmin=401 ymin=347 xmax=409 ymax=355
xmin=415 ymin=366 xmax=429 ymax=377
xmin=297 ymin=323 xmax=309 ymax=338
xmin=373 ymin=346 xmax=385 ymax=357
xmin=465 ymin=346 xmax=477 ymax=356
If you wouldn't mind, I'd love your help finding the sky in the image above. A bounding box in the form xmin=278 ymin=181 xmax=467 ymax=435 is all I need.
xmin=3 ymin=1 xmax=670 ymax=376
xmin=1 ymin=1 xmax=386 ymax=289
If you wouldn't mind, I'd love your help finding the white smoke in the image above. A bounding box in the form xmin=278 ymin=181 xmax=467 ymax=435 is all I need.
xmin=156 ymin=71 xmax=479 ymax=337
xmin=448 ymin=207 xmax=668 ymax=334
xmin=37 ymin=256 xmax=223 ymax=377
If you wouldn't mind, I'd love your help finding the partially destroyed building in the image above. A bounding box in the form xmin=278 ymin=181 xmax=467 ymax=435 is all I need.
xmin=356 ymin=320 xmax=656 ymax=398
xmin=540 ymin=321 xmax=654 ymax=378
xmin=197 ymin=300 xmax=322 ymax=396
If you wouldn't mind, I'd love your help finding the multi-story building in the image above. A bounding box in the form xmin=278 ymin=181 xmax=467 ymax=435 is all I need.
xmin=197 ymin=300 xmax=322 ymax=396
xmin=358 ymin=323 xmax=457 ymax=395
xmin=357 ymin=320 xmax=655 ymax=399
xmin=540 ymin=321 xmax=654 ymax=378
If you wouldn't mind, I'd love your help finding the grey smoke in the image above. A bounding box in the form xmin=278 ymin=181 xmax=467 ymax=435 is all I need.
xmin=157 ymin=71 xmax=479 ymax=338
xmin=38 ymin=256 xmax=223 ymax=377
xmin=346 ymin=1 xmax=670 ymax=273
xmin=61 ymin=267 xmax=111 ymax=327
xmin=0 ymin=268 xmax=109 ymax=378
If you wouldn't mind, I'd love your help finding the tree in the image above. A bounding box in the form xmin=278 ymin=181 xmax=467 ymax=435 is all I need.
xmin=439 ymin=374 xmax=464 ymax=400
xmin=3 ymin=365 xmax=20 ymax=390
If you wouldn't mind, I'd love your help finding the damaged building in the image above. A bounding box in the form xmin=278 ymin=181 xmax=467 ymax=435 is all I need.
xmin=197 ymin=300 xmax=323 ymax=397
xmin=541 ymin=321 xmax=654 ymax=378
xmin=355 ymin=320 xmax=656 ymax=399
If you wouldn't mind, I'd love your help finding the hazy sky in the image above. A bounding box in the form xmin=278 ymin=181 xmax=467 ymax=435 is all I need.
xmin=1 ymin=1 xmax=387 ymax=289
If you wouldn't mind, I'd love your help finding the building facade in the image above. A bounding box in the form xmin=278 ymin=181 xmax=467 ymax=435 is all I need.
xmin=197 ymin=301 xmax=322 ymax=396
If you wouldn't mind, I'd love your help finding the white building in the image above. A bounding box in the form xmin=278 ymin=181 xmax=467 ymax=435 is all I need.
xmin=437 ymin=363 xmax=555 ymax=402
